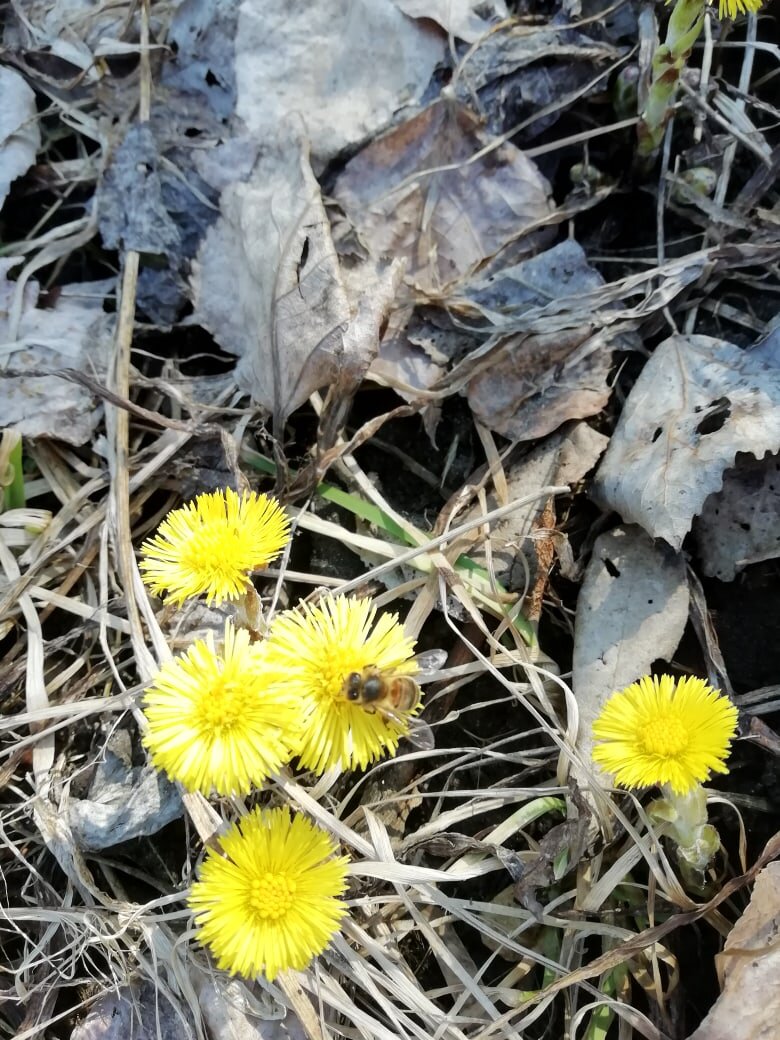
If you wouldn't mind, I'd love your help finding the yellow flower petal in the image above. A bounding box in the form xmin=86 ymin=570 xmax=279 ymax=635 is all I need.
xmin=592 ymin=674 xmax=738 ymax=795
xmin=142 ymin=622 xmax=300 ymax=795
xmin=189 ymin=807 xmax=349 ymax=980
xmin=139 ymin=488 xmax=290 ymax=606
xmin=718 ymin=0 xmax=763 ymax=18
xmin=261 ymin=596 xmax=418 ymax=774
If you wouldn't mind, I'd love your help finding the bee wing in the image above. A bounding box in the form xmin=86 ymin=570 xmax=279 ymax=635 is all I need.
xmin=378 ymin=706 xmax=436 ymax=751
xmin=411 ymin=649 xmax=447 ymax=681
xmin=406 ymin=716 xmax=435 ymax=751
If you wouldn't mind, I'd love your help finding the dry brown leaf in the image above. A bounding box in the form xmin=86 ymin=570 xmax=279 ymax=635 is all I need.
xmin=433 ymin=239 xmax=637 ymax=435
xmin=333 ymin=98 xmax=553 ymax=295
xmin=594 ymin=334 xmax=780 ymax=549
xmin=453 ymin=21 xmax=625 ymax=139
xmin=467 ymin=326 xmax=613 ymax=441
xmin=466 ymin=423 xmax=609 ymax=592
xmin=686 ymin=862 xmax=780 ymax=1040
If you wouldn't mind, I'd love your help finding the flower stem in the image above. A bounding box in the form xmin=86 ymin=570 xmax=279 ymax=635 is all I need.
xmin=637 ymin=0 xmax=706 ymax=157
xmin=649 ymin=783 xmax=721 ymax=875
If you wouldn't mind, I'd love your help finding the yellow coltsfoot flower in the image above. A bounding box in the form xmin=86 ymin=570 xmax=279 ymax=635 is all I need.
xmin=261 ymin=595 xmax=418 ymax=774
xmin=592 ymin=674 xmax=738 ymax=795
xmin=139 ymin=488 xmax=290 ymax=606
xmin=142 ymin=622 xmax=300 ymax=795
xmin=189 ymin=807 xmax=349 ymax=980
xmin=718 ymin=0 xmax=762 ymax=19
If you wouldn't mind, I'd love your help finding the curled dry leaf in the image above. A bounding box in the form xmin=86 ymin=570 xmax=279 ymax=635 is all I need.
xmin=192 ymin=140 xmax=352 ymax=422
xmin=686 ymin=862 xmax=780 ymax=1040
xmin=235 ymin=0 xmax=445 ymax=168
xmin=334 ymin=98 xmax=554 ymax=295
xmin=571 ymin=525 xmax=689 ymax=785
xmin=371 ymin=323 xmax=446 ymax=398
xmin=369 ymin=307 xmax=462 ymax=434
xmin=514 ymin=809 xmax=591 ymax=919
xmin=594 ymin=334 xmax=780 ymax=549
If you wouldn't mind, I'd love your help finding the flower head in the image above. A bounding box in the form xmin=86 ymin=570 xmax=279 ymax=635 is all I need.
xmin=189 ymin=807 xmax=349 ymax=980
xmin=139 ymin=488 xmax=290 ymax=606
xmin=718 ymin=0 xmax=762 ymax=19
xmin=142 ymin=622 xmax=300 ymax=795
xmin=592 ymin=674 xmax=738 ymax=795
xmin=261 ymin=596 xmax=418 ymax=774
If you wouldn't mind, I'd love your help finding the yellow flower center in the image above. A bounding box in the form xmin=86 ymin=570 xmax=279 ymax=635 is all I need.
xmin=249 ymin=873 xmax=297 ymax=920
xmin=642 ymin=714 xmax=689 ymax=758
xmin=196 ymin=681 xmax=249 ymax=735
xmin=315 ymin=654 xmax=358 ymax=704
xmin=180 ymin=529 xmax=246 ymax=574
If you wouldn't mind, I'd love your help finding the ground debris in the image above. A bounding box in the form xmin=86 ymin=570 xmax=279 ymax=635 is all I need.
xmin=686 ymin=862 xmax=780 ymax=1040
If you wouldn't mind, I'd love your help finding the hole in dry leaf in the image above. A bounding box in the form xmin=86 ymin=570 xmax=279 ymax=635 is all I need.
xmin=652 ymin=426 xmax=663 ymax=442
xmin=603 ymin=557 xmax=620 ymax=578
xmin=696 ymin=397 xmax=731 ymax=435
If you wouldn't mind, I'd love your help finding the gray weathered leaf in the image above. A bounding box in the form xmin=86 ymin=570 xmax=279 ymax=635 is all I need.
xmin=0 ymin=260 xmax=114 ymax=444
xmin=98 ymin=125 xmax=181 ymax=255
xmin=235 ymin=0 xmax=445 ymax=168
xmin=161 ymin=0 xmax=238 ymax=121
xmin=67 ymin=734 xmax=182 ymax=851
xmin=192 ymin=139 xmax=352 ymax=420
xmin=71 ymin=980 xmax=193 ymax=1040
xmin=572 ymin=526 xmax=689 ymax=780
xmin=593 ymin=334 xmax=780 ymax=549
xmin=694 ymin=453 xmax=780 ymax=580
xmin=0 ymin=68 xmax=40 ymax=212
xmin=392 ymin=0 xmax=507 ymax=42
xmin=198 ymin=976 xmax=306 ymax=1040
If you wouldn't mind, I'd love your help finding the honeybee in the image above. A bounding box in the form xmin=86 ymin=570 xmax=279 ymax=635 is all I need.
xmin=341 ymin=650 xmax=446 ymax=751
